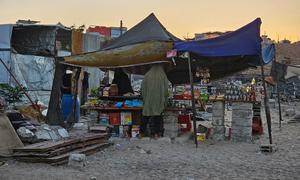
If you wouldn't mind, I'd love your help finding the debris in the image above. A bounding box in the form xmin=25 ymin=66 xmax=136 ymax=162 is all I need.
xmin=260 ymin=144 xmax=277 ymax=153
xmin=90 ymin=177 xmax=97 ymax=180
xmin=12 ymin=133 xmax=111 ymax=165
xmin=58 ymin=128 xmax=69 ymax=138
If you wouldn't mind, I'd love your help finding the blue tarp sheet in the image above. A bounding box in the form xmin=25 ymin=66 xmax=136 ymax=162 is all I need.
xmin=262 ymin=43 xmax=275 ymax=64
xmin=174 ymin=18 xmax=262 ymax=57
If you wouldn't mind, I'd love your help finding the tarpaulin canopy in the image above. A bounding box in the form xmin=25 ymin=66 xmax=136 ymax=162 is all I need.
xmin=167 ymin=18 xmax=263 ymax=84
xmin=103 ymin=13 xmax=180 ymax=50
xmin=262 ymin=43 xmax=275 ymax=65
xmin=64 ymin=13 xmax=178 ymax=68
xmin=174 ymin=18 xmax=262 ymax=57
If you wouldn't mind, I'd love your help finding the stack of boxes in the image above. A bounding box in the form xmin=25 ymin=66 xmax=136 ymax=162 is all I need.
xmin=103 ymin=112 xmax=139 ymax=138
xmin=211 ymin=101 xmax=225 ymax=141
xmin=231 ymin=102 xmax=253 ymax=142
xmin=163 ymin=111 xmax=179 ymax=139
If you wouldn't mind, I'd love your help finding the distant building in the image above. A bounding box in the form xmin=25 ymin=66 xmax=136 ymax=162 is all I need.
xmin=261 ymin=35 xmax=275 ymax=45
xmin=194 ymin=31 xmax=231 ymax=40
xmin=279 ymin=39 xmax=291 ymax=44
xmin=86 ymin=26 xmax=127 ymax=39
xmin=16 ymin=19 xmax=40 ymax=25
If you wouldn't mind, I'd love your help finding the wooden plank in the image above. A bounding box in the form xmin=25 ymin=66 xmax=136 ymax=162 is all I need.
xmin=16 ymin=142 xmax=112 ymax=164
xmin=13 ymin=139 xmax=106 ymax=158
xmin=13 ymin=133 xmax=108 ymax=153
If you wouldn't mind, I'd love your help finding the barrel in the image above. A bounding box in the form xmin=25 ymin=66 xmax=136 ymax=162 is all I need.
xmin=61 ymin=94 xmax=80 ymax=122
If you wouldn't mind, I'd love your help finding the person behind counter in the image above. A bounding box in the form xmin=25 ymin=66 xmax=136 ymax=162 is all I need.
xmin=140 ymin=64 xmax=169 ymax=139
xmin=112 ymin=68 xmax=134 ymax=96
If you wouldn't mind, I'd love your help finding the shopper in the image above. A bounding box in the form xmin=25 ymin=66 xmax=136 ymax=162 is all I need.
xmin=140 ymin=64 xmax=169 ymax=138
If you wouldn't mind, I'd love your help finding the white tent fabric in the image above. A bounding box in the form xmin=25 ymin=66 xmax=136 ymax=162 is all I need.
xmin=82 ymin=32 xmax=103 ymax=91
xmin=11 ymin=53 xmax=55 ymax=105
xmin=0 ymin=51 xmax=11 ymax=83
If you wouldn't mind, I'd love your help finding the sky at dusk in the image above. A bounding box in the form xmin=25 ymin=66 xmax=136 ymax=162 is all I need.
xmin=1 ymin=0 xmax=299 ymax=42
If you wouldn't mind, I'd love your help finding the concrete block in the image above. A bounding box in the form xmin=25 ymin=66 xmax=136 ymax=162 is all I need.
xmin=231 ymin=135 xmax=252 ymax=143
xmin=231 ymin=126 xmax=252 ymax=137
xmin=232 ymin=117 xmax=253 ymax=127
xmin=232 ymin=110 xmax=253 ymax=119
xmin=232 ymin=102 xmax=253 ymax=110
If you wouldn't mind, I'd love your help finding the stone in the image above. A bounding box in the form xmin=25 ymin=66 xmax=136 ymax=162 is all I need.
xmin=73 ymin=122 xmax=88 ymax=130
xmin=35 ymin=129 xmax=51 ymax=140
xmin=58 ymin=128 xmax=69 ymax=138
xmin=139 ymin=149 xmax=147 ymax=154
xmin=68 ymin=153 xmax=86 ymax=168
xmin=17 ymin=127 xmax=34 ymax=138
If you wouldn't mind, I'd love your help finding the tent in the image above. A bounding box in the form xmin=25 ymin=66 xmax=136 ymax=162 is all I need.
xmin=0 ymin=24 xmax=71 ymax=105
xmin=64 ymin=13 xmax=179 ymax=68
xmin=64 ymin=14 xmax=265 ymax=85
xmin=167 ymin=18 xmax=262 ymax=84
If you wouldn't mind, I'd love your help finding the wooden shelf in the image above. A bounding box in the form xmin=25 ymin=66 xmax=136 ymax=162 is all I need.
xmin=98 ymin=96 xmax=141 ymax=101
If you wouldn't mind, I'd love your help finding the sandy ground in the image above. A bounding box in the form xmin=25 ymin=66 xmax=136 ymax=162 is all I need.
xmin=0 ymin=102 xmax=299 ymax=180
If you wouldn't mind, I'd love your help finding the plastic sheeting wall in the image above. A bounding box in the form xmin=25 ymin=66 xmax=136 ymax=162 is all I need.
xmin=0 ymin=24 xmax=13 ymax=84
xmin=11 ymin=53 xmax=55 ymax=105
xmin=82 ymin=33 xmax=103 ymax=91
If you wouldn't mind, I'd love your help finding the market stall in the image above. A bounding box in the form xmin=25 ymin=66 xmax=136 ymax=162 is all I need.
xmin=62 ymin=13 xmax=270 ymax=144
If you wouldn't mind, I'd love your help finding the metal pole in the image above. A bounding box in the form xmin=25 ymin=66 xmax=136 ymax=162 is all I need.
xmin=187 ymin=52 xmax=198 ymax=148
xmin=260 ymin=62 xmax=273 ymax=144
xmin=273 ymin=52 xmax=283 ymax=129
xmin=0 ymin=57 xmax=38 ymax=110
xmin=276 ymin=83 xmax=282 ymax=129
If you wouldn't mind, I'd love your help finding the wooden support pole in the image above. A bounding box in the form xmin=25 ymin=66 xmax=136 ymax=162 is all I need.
xmin=261 ymin=63 xmax=273 ymax=144
xmin=47 ymin=60 xmax=66 ymax=125
xmin=187 ymin=52 xmax=198 ymax=148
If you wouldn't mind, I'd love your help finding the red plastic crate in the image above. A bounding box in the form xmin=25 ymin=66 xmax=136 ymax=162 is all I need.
xmin=109 ymin=113 xmax=121 ymax=125
xmin=252 ymin=116 xmax=263 ymax=135
xmin=178 ymin=114 xmax=192 ymax=132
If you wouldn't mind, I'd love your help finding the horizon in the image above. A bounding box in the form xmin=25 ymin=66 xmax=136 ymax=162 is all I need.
xmin=0 ymin=0 xmax=299 ymax=42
